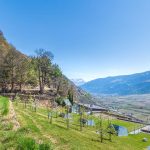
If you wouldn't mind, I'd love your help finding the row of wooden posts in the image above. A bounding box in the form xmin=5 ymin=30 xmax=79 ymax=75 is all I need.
xmin=14 ymin=94 xmax=115 ymax=143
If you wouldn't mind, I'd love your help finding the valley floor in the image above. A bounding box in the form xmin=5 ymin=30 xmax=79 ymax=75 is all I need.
xmin=0 ymin=96 xmax=150 ymax=150
xmin=97 ymin=94 xmax=150 ymax=120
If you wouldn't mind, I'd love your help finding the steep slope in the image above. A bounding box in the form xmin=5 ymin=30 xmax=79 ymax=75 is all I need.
xmin=0 ymin=31 xmax=10 ymax=55
xmin=0 ymin=30 xmax=26 ymax=58
xmin=0 ymin=30 xmax=93 ymax=104
xmin=81 ymin=71 xmax=150 ymax=95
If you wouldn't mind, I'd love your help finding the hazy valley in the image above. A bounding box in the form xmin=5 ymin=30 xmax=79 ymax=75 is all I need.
xmin=95 ymin=94 xmax=150 ymax=120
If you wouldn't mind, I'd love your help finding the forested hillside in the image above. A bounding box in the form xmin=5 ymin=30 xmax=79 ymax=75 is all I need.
xmin=81 ymin=71 xmax=150 ymax=96
xmin=0 ymin=30 xmax=92 ymax=103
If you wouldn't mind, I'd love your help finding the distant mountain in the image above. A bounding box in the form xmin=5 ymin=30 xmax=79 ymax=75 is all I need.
xmin=71 ymin=79 xmax=86 ymax=86
xmin=81 ymin=71 xmax=150 ymax=95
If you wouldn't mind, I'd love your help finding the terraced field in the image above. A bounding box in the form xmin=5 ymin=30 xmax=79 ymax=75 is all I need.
xmin=0 ymin=96 xmax=150 ymax=150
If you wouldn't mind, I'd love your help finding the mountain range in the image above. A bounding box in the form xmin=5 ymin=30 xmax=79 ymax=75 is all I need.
xmin=81 ymin=71 xmax=150 ymax=95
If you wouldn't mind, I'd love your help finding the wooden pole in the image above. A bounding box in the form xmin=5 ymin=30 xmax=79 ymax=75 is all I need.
xmin=50 ymin=111 xmax=52 ymax=124
xmin=108 ymin=116 xmax=112 ymax=142
xmin=66 ymin=106 xmax=69 ymax=129
xmin=99 ymin=114 xmax=103 ymax=143
xmin=80 ymin=112 xmax=82 ymax=131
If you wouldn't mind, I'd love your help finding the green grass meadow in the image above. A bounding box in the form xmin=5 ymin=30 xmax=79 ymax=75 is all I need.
xmin=0 ymin=96 xmax=150 ymax=150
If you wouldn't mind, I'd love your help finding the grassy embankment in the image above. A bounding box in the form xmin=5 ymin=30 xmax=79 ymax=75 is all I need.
xmin=0 ymin=96 xmax=52 ymax=150
xmin=0 ymin=96 xmax=150 ymax=150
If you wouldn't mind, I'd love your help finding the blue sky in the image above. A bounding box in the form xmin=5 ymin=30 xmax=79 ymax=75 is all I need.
xmin=0 ymin=0 xmax=150 ymax=81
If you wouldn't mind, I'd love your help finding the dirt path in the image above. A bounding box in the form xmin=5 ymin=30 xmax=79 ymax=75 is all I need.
xmin=8 ymin=100 xmax=20 ymax=130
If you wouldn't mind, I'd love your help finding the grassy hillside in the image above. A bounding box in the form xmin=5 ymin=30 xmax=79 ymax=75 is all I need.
xmin=0 ymin=96 xmax=150 ymax=150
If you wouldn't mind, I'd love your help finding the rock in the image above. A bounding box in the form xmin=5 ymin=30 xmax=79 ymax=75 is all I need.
xmin=142 ymin=138 xmax=148 ymax=142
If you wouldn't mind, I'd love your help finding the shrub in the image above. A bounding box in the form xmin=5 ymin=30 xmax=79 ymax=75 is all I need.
xmin=17 ymin=137 xmax=38 ymax=150
xmin=1 ymin=97 xmax=9 ymax=116
xmin=39 ymin=143 xmax=52 ymax=150
xmin=17 ymin=127 xmax=30 ymax=134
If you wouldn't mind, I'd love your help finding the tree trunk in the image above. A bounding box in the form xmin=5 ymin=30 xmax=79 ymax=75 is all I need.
xmin=11 ymin=81 xmax=14 ymax=93
xmin=19 ymin=75 xmax=23 ymax=92
xmin=19 ymin=82 xmax=22 ymax=92
xmin=2 ymin=80 xmax=7 ymax=93
xmin=57 ymin=81 xmax=61 ymax=94
xmin=11 ymin=68 xmax=14 ymax=93
xmin=38 ymin=68 xmax=43 ymax=94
